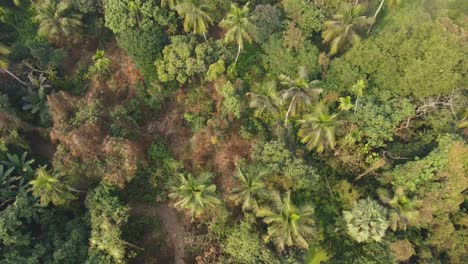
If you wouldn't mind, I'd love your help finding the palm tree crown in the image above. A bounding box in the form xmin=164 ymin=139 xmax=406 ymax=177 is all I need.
xmin=169 ymin=172 xmax=221 ymax=218
xmin=219 ymin=3 xmax=256 ymax=64
xmin=278 ymin=68 xmax=322 ymax=126
xmin=257 ymin=191 xmax=316 ymax=251
xmin=229 ymin=167 xmax=267 ymax=212
xmin=175 ymin=0 xmax=213 ymax=39
xmin=377 ymin=187 xmax=422 ymax=231
xmin=297 ymin=103 xmax=342 ymax=152
xmin=34 ymin=0 xmax=83 ymax=42
xmin=322 ymin=4 xmax=371 ymax=55
xmin=29 ymin=167 xmax=76 ymax=206
xmin=247 ymin=80 xmax=280 ymax=118
xmin=343 ymin=197 xmax=389 ymax=243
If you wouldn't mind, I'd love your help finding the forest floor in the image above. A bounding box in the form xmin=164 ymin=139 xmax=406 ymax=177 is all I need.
xmin=131 ymin=203 xmax=188 ymax=264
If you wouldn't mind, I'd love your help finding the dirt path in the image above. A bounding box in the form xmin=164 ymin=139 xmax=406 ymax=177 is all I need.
xmin=131 ymin=203 xmax=187 ymax=264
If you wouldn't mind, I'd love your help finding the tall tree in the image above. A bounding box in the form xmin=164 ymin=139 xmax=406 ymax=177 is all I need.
xmin=278 ymin=68 xmax=322 ymax=126
xmin=175 ymin=0 xmax=213 ymax=40
xmin=246 ymin=80 xmax=280 ymax=118
xmin=297 ymin=103 xmax=341 ymax=152
xmin=322 ymin=4 xmax=371 ymax=55
xmin=229 ymin=167 xmax=267 ymax=212
xmin=219 ymin=3 xmax=256 ymax=64
xmin=34 ymin=0 xmax=83 ymax=43
xmin=377 ymin=187 xmax=422 ymax=231
xmin=257 ymin=191 xmax=316 ymax=251
xmin=169 ymin=172 xmax=220 ymax=218
xmin=29 ymin=167 xmax=76 ymax=206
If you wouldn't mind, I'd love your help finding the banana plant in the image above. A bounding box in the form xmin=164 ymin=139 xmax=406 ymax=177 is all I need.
xmin=2 ymin=151 xmax=35 ymax=175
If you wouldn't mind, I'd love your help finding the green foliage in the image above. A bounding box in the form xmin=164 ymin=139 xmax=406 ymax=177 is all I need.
xmin=262 ymin=36 xmax=320 ymax=79
xmin=86 ymin=50 xmax=110 ymax=78
xmin=72 ymin=0 xmax=97 ymax=13
xmin=156 ymin=35 xmax=224 ymax=84
xmin=343 ymin=198 xmax=389 ymax=243
xmin=251 ymin=140 xmax=320 ymax=191
xmin=328 ymin=242 xmax=396 ymax=264
xmin=2 ymin=151 xmax=34 ymax=175
xmin=30 ymin=166 xmax=76 ymax=206
xmin=205 ymin=59 xmax=225 ymax=81
xmin=251 ymin=4 xmax=282 ymax=43
xmin=86 ymin=183 xmax=129 ymax=263
xmin=218 ymin=81 xmax=242 ymax=119
xmin=282 ymin=0 xmax=324 ymax=35
xmin=257 ymin=191 xmax=316 ymax=251
xmin=327 ymin=21 xmax=465 ymax=98
xmin=169 ymin=172 xmax=221 ymax=218
xmin=117 ymin=26 xmax=167 ymax=81
xmin=222 ymin=223 xmax=280 ymax=264
xmin=103 ymin=0 xmax=172 ymax=34
xmin=387 ymin=135 xmax=457 ymax=191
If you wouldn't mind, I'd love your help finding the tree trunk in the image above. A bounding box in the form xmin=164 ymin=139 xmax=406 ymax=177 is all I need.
xmin=203 ymin=32 xmax=207 ymax=41
xmin=368 ymin=0 xmax=385 ymax=35
xmin=234 ymin=45 xmax=241 ymax=65
xmin=284 ymin=95 xmax=297 ymax=126
xmin=0 ymin=69 xmax=28 ymax=86
xmin=354 ymin=97 xmax=359 ymax=113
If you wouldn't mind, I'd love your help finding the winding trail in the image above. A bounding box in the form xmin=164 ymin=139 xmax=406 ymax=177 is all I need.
xmin=131 ymin=203 xmax=187 ymax=264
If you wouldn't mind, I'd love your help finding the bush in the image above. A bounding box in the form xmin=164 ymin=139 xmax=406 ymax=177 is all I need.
xmin=117 ymin=27 xmax=167 ymax=82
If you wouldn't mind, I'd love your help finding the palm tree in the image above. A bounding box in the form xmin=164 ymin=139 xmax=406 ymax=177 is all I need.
xmin=343 ymin=198 xmax=389 ymax=243
xmin=161 ymin=0 xmax=179 ymax=9
xmin=175 ymin=0 xmax=213 ymax=40
xmin=29 ymin=167 xmax=76 ymax=206
xmin=169 ymin=172 xmax=221 ymax=218
xmin=377 ymin=187 xmax=422 ymax=231
xmin=246 ymin=80 xmax=280 ymax=118
xmin=34 ymin=0 xmax=83 ymax=43
xmin=229 ymin=167 xmax=267 ymax=212
xmin=219 ymin=3 xmax=256 ymax=65
xmin=322 ymin=4 xmax=371 ymax=55
xmin=297 ymin=103 xmax=342 ymax=152
xmin=257 ymin=191 xmax=315 ymax=251
xmin=278 ymin=68 xmax=322 ymax=126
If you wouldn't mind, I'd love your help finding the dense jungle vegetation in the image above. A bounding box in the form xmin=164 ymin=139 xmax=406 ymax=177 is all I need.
xmin=0 ymin=0 xmax=467 ymax=263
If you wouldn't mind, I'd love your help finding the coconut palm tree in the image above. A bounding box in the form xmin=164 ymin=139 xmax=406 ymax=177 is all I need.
xmin=322 ymin=4 xmax=371 ymax=55
xmin=257 ymin=191 xmax=315 ymax=251
xmin=175 ymin=0 xmax=213 ymax=40
xmin=30 ymin=167 xmax=76 ymax=206
xmin=297 ymin=103 xmax=342 ymax=152
xmin=34 ymin=0 xmax=83 ymax=43
xmin=169 ymin=172 xmax=221 ymax=218
xmin=343 ymin=197 xmax=389 ymax=243
xmin=367 ymin=0 xmax=403 ymax=34
xmin=229 ymin=167 xmax=267 ymax=212
xmin=246 ymin=80 xmax=280 ymax=118
xmin=161 ymin=0 xmax=179 ymax=9
xmin=377 ymin=187 xmax=422 ymax=231
xmin=278 ymin=68 xmax=322 ymax=126
xmin=219 ymin=3 xmax=256 ymax=65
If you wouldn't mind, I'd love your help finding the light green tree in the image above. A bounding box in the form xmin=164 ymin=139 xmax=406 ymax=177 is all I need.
xmin=257 ymin=191 xmax=316 ymax=251
xmin=278 ymin=68 xmax=322 ymax=126
xmin=175 ymin=0 xmax=213 ymax=40
xmin=34 ymin=0 xmax=83 ymax=43
xmin=343 ymin=198 xmax=389 ymax=243
xmin=169 ymin=172 xmax=221 ymax=218
xmin=229 ymin=167 xmax=267 ymax=212
xmin=87 ymin=50 xmax=111 ymax=78
xmin=322 ymin=4 xmax=371 ymax=55
xmin=377 ymin=187 xmax=422 ymax=231
xmin=29 ymin=167 xmax=76 ymax=206
xmin=219 ymin=3 xmax=256 ymax=65
xmin=297 ymin=103 xmax=342 ymax=152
